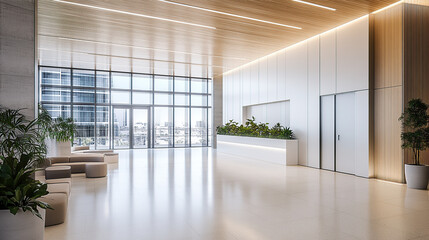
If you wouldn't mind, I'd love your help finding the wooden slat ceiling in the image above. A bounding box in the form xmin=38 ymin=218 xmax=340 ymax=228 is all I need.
xmin=38 ymin=0 xmax=400 ymax=77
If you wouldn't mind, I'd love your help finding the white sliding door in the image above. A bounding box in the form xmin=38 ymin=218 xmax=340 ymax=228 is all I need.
xmin=335 ymin=92 xmax=356 ymax=175
xmin=321 ymin=95 xmax=335 ymax=171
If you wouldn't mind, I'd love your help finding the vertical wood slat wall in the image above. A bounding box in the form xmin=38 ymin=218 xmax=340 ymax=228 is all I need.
xmin=372 ymin=2 xmax=429 ymax=182
xmin=403 ymin=2 xmax=429 ymax=165
xmin=372 ymin=4 xmax=404 ymax=183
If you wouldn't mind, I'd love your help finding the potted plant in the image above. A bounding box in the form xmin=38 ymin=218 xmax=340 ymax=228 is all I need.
xmin=399 ymin=99 xmax=429 ymax=190
xmin=39 ymin=105 xmax=76 ymax=156
xmin=216 ymin=116 xmax=294 ymax=139
xmin=0 ymin=107 xmax=51 ymax=240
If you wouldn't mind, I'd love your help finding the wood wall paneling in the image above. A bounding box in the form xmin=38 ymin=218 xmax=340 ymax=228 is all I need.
xmin=372 ymin=4 xmax=404 ymax=182
xmin=403 ymin=3 xmax=429 ymax=165
xmin=373 ymin=87 xmax=403 ymax=182
xmin=355 ymin=90 xmax=370 ymax=177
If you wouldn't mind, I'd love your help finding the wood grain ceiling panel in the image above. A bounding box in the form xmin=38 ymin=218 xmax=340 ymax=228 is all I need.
xmin=38 ymin=0 xmax=400 ymax=76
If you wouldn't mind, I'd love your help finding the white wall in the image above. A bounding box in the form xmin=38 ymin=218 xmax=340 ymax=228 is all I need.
xmin=222 ymin=16 xmax=370 ymax=177
xmin=243 ymin=101 xmax=290 ymax=128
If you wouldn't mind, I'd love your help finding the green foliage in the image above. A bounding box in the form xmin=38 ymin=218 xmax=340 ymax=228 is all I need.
xmin=38 ymin=105 xmax=76 ymax=142
xmin=217 ymin=117 xmax=294 ymax=139
xmin=0 ymin=106 xmax=52 ymax=218
xmin=0 ymin=155 xmax=51 ymax=219
xmin=270 ymin=123 xmax=294 ymax=139
xmin=0 ymin=107 xmax=47 ymax=166
xmin=399 ymin=99 xmax=429 ymax=165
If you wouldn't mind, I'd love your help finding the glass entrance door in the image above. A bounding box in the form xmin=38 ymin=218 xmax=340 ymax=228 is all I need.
xmin=133 ymin=108 xmax=150 ymax=148
xmin=113 ymin=108 xmax=130 ymax=149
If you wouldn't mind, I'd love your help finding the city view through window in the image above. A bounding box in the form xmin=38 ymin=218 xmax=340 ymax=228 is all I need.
xmin=39 ymin=67 xmax=212 ymax=149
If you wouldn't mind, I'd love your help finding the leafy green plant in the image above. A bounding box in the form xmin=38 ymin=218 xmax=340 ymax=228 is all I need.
xmin=0 ymin=106 xmax=51 ymax=219
xmin=0 ymin=155 xmax=51 ymax=219
xmin=270 ymin=123 xmax=294 ymax=139
xmin=0 ymin=107 xmax=47 ymax=166
xmin=399 ymin=99 xmax=429 ymax=165
xmin=217 ymin=117 xmax=294 ymax=139
xmin=38 ymin=105 xmax=76 ymax=142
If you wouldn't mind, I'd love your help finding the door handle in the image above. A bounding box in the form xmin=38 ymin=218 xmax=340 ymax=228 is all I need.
xmin=337 ymin=135 xmax=340 ymax=141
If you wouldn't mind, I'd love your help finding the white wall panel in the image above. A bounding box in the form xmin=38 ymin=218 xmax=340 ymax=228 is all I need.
xmin=232 ymin=70 xmax=242 ymax=123
xmin=242 ymin=66 xmax=251 ymax=106
xmin=250 ymin=62 xmax=259 ymax=105
xmin=337 ymin=16 xmax=369 ymax=93
xmin=227 ymin=73 xmax=234 ymax=122
xmin=307 ymin=37 xmax=321 ymax=168
xmin=258 ymin=58 xmax=268 ymax=103
xmin=222 ymin=75 xmax=228 ymax=123
xmin=284 ymin=51 xmax=292 ymax=100
xmin=267 ymin=55 xmax=278 ymax=102
xmin=355 ymin=90 xmax=369 ymax=177
xmin=277 ymin=51 xmax=287 ymax=101
xmin=267 ymin=101 xmax=289 ymax=127
xmin=320 ymin=30 xmax=337 ymax=95
xmin=320 ymin=95 xmax=335 ymax=171
xmin=336 ymin=92 xmax=356 ymax=175
xmin=222 ymin=15 xmax=369 ymax=173
xmin=244 ymin=101 xmax=290 ymax=128
xmin=287 ymin=42 xmax=308 ymax=165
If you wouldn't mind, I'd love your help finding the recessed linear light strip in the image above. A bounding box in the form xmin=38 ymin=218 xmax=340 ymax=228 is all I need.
xmin=293 ymin=0 xmax=336 ymax=11
xmin=52 ymin=0 xmax=216 ymax=29
xmin=222 ymin=0 xmax=403 ymax=75
xmin=158 ymin=0 xmax=302 ymax=30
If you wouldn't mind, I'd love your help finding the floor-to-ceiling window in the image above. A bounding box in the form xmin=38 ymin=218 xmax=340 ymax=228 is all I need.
xmin=39 ymin=66 xmax=212 ymax=149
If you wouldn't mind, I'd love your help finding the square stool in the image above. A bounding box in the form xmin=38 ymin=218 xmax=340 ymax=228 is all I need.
xmin=45 ymin=166 xmax=71 ymax=180
xmin=85 ymin=163 xmax=108 ymax=178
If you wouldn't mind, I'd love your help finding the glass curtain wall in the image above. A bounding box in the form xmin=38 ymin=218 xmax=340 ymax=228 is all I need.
xmin=39 ymin=66 xmax=212 ymax=149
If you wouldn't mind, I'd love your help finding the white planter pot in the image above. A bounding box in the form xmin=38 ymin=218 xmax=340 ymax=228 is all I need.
xmin=0 ymin=209 xmax=45 ymax=240
xmin=405 ymin=164 xmax=429 ymax=190
xmin=46 ymin=139 xmax=71 ymax=157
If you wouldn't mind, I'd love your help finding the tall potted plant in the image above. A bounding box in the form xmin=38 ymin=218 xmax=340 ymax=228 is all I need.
xmin=0 ymin=107 xmax=51 ymax=240
xmin=399 ymin=99 xmax=429 ymax=190
xmin=39 ymin=105 xmax=76 ymax=156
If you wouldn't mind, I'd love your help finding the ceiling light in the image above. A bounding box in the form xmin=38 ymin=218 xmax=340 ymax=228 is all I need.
xmin=158 ymin=0 xmax=302 ymax=30
xmin=53 ymin=0 xmax=216 ymax=29
xmin=293 ymin=0 xmax=336 ymax=11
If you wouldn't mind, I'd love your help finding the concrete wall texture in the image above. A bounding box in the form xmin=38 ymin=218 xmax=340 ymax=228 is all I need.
xmin=0 ymin=0 xmax=36 ymax=117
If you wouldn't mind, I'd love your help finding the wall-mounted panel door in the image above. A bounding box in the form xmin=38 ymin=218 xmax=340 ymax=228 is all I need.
xmin=321 ymin=95 xmax=335 ymax=171
xmin=335 ymin=92 xmax=356 ymax=174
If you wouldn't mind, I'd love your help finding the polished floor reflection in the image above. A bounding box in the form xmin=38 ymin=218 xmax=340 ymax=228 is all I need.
xmin=45 ymin=148 xmax=429 ymax=240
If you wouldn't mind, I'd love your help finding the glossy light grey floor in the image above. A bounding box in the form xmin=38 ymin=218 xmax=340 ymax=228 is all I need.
xmin=45 ymin=148 xmax=429 ymax=240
